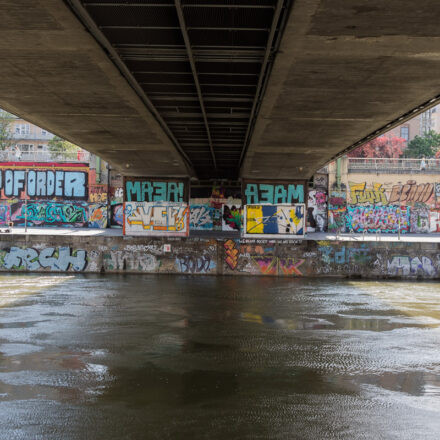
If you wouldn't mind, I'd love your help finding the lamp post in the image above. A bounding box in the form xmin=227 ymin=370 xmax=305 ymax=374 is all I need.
xmin=24 ymin=168 xmax=28 ymax=233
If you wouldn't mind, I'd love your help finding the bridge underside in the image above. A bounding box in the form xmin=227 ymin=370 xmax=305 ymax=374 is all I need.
xmin=0 ymin=1 xmax=440 ymax=180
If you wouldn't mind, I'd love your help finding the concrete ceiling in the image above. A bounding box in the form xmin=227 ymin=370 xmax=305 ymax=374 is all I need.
xmin=0 ymin=1 xmax=440 ymax=181
xmin=242 ymin=0 xmax=440 ymax=179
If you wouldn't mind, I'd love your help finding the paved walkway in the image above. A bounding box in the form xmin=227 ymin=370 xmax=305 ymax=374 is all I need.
xmin=2 ymin=226 xmax=440 ymax=243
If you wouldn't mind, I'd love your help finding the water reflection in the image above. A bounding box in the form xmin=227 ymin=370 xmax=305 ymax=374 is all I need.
xmin=0 ymin=275 xmax=439 ymax=439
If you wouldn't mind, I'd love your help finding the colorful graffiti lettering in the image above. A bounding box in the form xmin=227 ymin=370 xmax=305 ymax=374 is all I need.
xmin=190 ymin=204 xmax=214 ymax=230
xmin=0 ymin=169 xmax=87 ymax=199
xmin=224 ymin=239 xmax=239 ymax=270
xmin=349 ymin=182 xmax=387 ymax=205
xmin=251 ymin=256 xmax=304 ymax=276
xmin=0 ymin=204 xmax=10 ymax=225
xmin=222 ymin=204 xmax=242 ymax=231
xmin=389 ymin=181 xmax=433 ymax=204
xmin=346 ymin=205 xmax=410 ymax=234
xmin=243 ymin=181 xmax=304 ymax=204
xmin=124 ymin=202 xmax=189 ymax=236
xmin=2 ymin=246 xmax=87 ymax=271
xmin=11 ymin=201 xmax=88 ymax=227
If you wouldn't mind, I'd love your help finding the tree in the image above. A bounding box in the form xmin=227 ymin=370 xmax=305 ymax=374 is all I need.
xmin=0 ymin=110 xmax=15 ymax=151
xmin=48 ymin=136 xmax=80 ymax=159
xmin=404 ymin=130 xmax=440 ymax=158
xmin=347 ymin=135 xmax=405 ymax=158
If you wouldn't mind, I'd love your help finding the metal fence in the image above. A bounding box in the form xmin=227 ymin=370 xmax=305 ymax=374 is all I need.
xmin=0 ymin=150 xmax=90 ymax=163
xmin=348 ymin=158 xmax=440 ymax=173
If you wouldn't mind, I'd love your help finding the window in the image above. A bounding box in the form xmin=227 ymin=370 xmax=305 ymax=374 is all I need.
xmin=38 ymin=145 xmax=43 ymax=149
xmin=400 ymin=126 xmax=409 ymax=141
xmin=41 ymin=129 xmax=47 ymax=135
xmin=15 ymin=124 xmax=30 ymax=136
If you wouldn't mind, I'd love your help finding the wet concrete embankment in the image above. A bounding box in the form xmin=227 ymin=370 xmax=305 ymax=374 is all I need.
xmin=0 ymin=233 xmax=439 ymax=279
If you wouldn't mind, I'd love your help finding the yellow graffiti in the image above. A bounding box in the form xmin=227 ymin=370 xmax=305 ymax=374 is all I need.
xmin=349 ymin=182 xmax=387 ymax=205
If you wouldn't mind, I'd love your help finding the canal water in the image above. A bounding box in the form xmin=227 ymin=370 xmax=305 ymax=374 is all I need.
xmin=0 ymin=274 xmax=439 ymax=439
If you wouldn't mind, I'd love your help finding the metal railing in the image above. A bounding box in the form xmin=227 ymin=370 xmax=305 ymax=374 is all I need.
xmin=348 ymin=158 xmax=440 ymax=173
xmin=0 ymin=150 xmax=90 ymax=163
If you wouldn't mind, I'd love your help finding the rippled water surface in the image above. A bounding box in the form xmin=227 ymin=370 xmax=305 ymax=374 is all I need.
xmin=0 ymin=274 xmax=440 ymax=439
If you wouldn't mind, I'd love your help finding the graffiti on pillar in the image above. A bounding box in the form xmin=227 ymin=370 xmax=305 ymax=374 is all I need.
xmin=190 ymin=204 xmax=214 ymax=230
xmin=124 ymin=177 xmax=188 ymax=202
xmin=10 ymin=201 xmax=88 ymax=227
xmin=346 ymin=205 xmax=410 ymax=233
xmin=313 ymin=174 xmax=328 ymax=190
xmin=88 ymin=204 xmax=108 ymax=228
xmin=0 ymin=204 xmax=10 ymax=225
xmin=224 ymin=239 xmax=239 ymax=269
xmin=242 ymin=181 xmax=305 ymax=204
xmin=307 ymin=190 xmax=327 ymax=232
xmin=2 ymin=246 xmax=87 ymax=271
xmin=244 ymin=204 xmax=305 ymax=237
xmin=123 ymin=201 xmax=189 ymax=236
xmin=110 ymin=203 xmax=123 ymax=227
xmin=410 ymin=205 xmax=430 ymax=233
xmin=89 ymin=185 xmax=108 ymax=203
xmin=328 ymin=191 xmax=347 ymax=233
xmin=222 ymin=204 xmax=242 ymax=231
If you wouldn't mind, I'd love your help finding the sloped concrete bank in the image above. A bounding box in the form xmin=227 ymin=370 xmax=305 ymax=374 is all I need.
xmin=0 ymin=234 xmax=439 ymax=280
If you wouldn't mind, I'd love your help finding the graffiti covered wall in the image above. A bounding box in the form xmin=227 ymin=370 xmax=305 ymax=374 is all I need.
xmin=124 ymin=177 xmax=188 ymax=202
xmin=1 ymin=234 xmax=440 ymax=280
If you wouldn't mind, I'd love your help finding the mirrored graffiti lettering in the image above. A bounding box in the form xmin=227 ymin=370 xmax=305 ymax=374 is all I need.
xmin=243 ymin=182 xmax=304 ymax=204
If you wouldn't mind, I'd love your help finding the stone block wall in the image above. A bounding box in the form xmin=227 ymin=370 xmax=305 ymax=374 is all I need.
xmin=0 ymin=234 xmax=439 ymax=280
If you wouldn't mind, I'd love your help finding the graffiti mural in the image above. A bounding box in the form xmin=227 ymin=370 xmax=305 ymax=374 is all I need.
xmin=88 ymin=204 xmax=108 ymax=228
xmin=224 ymin=239 xmax=239 ymax=269
xmin=123 ymin=201 xmax=189 ymax=236
xmin=410 ymin=206 xmax=430 ymax=234
xmin=389 ymin=181 xmax=433 ymax=204
xmin=110 ymin=203 xmax=123 ymax=227
xmin=349 ymin=182 xmax=388 ymax=205
xmin=328 ymin=191 xmax=346 ymax=233
xmin=89 ymin=185 xmax=108 ymax=203
xmin=175 ymin=255 xmax=216 ymax=274
xmin=244 ymin=204 xmax=305 ymax=237
xmin=243 ymin=181 xmax=305 ymax=204
xmin=222 ymin=204 xmax=242 ymax=232
xmin=0 ymin=204 xmax=10 ymax=225
xmin=387 ymin=256 xmax=436 ymax=277
xmin=190 ymin=204 xmax=214 ymax=230
xmin=346 ymin=205 xmax=410 ymax=233
xmin=10 ymin=201 xmax=88 ymax=227
xmin=307 ymin=190 xmax=327 ymax=232
xmin=2 ymin=246 xmax=87 ymax=271
xmin=0 ymin=165 xmax=88 ymax=200
xmin=124 ymin=177 xmax=188 ymax=202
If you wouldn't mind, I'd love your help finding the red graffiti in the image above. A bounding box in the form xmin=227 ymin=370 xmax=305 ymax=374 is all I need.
xmin=224 ymin=239 xmax=239 ymax=270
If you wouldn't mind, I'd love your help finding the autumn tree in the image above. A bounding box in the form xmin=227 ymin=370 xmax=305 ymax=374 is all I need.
xmin=0 ymin=110 xmax=16 ymax=151
xmin=48 ymin=136 xmax=80 ymax=159
xmin=404 ymin=130 xmax=440 ymax=158
xmin=347 ymin=135 xmax=405 ymax=158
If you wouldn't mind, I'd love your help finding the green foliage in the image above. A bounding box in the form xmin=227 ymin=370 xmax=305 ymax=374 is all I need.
xmin=0 ymin=111 xmax=15 ymax=151
xmin=48 ymin=136 xmax=80 ymax=159
xmin=404 ymin=130 xmax=440 ymax=158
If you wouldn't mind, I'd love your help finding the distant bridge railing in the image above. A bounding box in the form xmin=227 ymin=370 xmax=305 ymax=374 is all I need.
xmin=348 ymin=158 xmax=440 ymax=173
xmin=0 ymin=150 xmax=90 ymax=163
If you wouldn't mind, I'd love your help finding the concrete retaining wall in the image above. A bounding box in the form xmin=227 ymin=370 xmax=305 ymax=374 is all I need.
xmin=0 ymin=234 xmax=439 ymax=280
